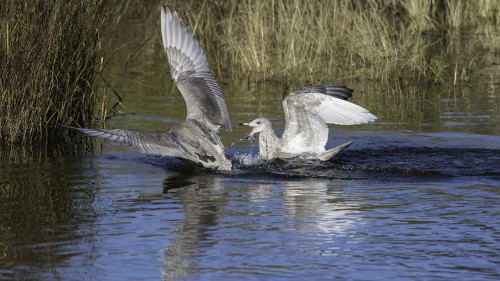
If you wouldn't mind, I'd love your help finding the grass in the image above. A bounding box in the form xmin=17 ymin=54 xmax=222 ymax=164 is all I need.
xmin=0 ymin=0 xmax=104 ymax=144
xmin=168 ymin=0 xmax=499 ymax=85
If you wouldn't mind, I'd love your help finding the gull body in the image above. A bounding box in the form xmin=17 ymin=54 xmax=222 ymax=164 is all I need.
xmin=72 ymin=8 xmax=232 ymax=170
xmin=240 ymin=85 xmax=376 ymax=161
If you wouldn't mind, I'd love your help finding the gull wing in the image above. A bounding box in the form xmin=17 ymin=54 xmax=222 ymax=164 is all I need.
xmin=74 ymin=128 xmax=187 ymax=158
xmin=281 ymin=85 xmax=376 ymax=153
xmin=161 ymin=7 xmax=231 ymax=131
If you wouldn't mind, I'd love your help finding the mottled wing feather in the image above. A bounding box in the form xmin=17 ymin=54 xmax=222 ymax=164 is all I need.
xmin=282 ymin=95 xmax=329 ymax=153
xmin=160 ymin=7 xmax=231 ymax=131
xmin=74 ymin=128 xmax=187 ymax=158
xmin=282 ymin=85 xmax=377 ymax=153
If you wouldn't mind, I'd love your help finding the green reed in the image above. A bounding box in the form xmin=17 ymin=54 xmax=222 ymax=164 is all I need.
xmin=0 ymin=0 xmax=104 ymax=144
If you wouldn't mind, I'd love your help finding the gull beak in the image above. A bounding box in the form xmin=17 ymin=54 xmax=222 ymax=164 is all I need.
xmin=239 ymin=122 xmax=254 ymax=141
xmin=244 ymin=133 xmax=255 ymax=141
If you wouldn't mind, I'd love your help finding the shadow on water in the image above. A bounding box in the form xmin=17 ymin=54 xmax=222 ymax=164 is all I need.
xmin=219 ymin=128 xmax=500 ymax=184
xmin=140 ymin=132 xmax=500 ymax=184
xmin=225 ymin=146 xmax=500 ymax=182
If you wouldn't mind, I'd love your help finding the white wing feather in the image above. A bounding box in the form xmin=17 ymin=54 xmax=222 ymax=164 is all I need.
xmin=281 ymin=86 xmax=376 ymax=154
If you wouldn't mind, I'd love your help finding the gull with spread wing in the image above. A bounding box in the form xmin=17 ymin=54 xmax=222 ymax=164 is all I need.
xmin=71 ymin=8 xmax=232 ymax=170
xmin=240 ymin=85 xmax=376 ymax=161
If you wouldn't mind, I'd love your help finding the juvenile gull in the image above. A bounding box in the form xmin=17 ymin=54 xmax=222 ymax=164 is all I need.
xmin=240 ymin=85 xmax=376 ymax=161
xmin=72 ymin=8 xmax=232 ymax=170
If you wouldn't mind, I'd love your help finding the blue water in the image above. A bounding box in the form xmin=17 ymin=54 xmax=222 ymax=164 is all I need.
xmin=1 ymin=126 xmax=499 ymax=280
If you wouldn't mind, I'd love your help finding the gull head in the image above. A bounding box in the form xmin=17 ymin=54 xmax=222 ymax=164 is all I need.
xmin=239 ymin=118 xmax=272 ymax=141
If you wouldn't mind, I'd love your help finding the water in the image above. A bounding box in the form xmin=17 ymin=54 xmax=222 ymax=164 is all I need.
xmin=1 ymin=133 xmax=499 ymax=281
xmin=1 ymin=4 xmax=500 ymax=281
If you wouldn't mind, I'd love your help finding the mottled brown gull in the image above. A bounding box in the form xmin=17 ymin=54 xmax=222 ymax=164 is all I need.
xmin=240 ymin=85 xmax=377 ymax=161
xmin=72 ymin=8 xmax=232 ymax=170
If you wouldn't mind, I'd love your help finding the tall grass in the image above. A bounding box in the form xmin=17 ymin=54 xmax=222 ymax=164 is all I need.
xmin=167 ymin=0 xmax=499 ymax=85
xmin=0 ymin=0 xmax=103 ymax=144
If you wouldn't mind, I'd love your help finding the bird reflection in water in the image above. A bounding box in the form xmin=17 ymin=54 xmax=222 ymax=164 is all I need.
xmin=161 ymin=172 xmax=225 ymax=279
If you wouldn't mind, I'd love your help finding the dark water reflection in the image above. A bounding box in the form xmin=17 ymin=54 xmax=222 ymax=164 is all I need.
xmin=0 ymin=151 xmax=99 ymax=280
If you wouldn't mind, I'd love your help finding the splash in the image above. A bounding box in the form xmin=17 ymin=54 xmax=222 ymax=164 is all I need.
xmin=232 ymin=152 xmax=263 ymax=166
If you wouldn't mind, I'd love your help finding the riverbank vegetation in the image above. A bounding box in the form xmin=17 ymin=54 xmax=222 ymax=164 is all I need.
xmin=1 ymin=0 xmax=498 ymax=144
xmin=0 ymin=1 xmax=104 ymax=144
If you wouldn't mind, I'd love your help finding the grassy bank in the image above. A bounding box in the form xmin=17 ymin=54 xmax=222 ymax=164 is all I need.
xmin=0 ymin=0 xmax=103 ymax=144
xmin=167 ymin=0 xmax=499 ymax=85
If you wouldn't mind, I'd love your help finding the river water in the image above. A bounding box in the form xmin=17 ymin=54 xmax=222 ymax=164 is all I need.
xmin=1 ymin=4 xmax=499 ymax=281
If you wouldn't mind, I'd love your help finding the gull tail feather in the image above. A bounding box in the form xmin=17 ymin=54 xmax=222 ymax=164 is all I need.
xmin=319 ymin=141 xmax=353 ymax=161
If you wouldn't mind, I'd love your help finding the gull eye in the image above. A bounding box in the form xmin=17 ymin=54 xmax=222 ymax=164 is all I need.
xmin=256 ymin=121 xmax=261 ymax=125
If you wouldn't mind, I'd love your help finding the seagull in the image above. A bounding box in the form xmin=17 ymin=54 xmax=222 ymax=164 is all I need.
xmin=239 ymin=85 xmax=376 ymax=161
xmin=71 ymin=8 xmax=233 ymax=170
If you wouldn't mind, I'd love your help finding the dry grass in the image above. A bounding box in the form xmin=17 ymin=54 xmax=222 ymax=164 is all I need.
xmin=165 ymin=0 xmax=500 ymax=85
